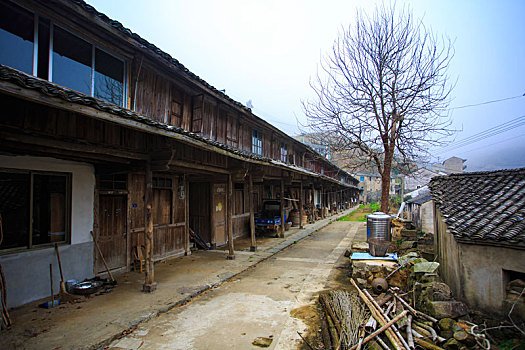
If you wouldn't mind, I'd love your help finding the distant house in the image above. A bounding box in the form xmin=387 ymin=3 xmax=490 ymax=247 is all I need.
xmin=405 ymin=189 xmax=433 ymax=235
xmin=432 ymin=156 xmax=467 ymax=174
xmin=429 ymin=169 xmax=525 ymax=319
xmin=403 ymin=168 xmax=440 ymax=192
xmin=353 ymin=172 xmax=398 ymax=203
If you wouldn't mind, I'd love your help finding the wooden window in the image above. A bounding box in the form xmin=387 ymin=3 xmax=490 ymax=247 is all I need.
xmin=192 ymin=94 xmax=204 ymax=133
xmin=0 ymin=169 xmax=71 ymax=251
xmin=280 ymin=142 xmax=288 ymax=163
xmin=252 ymin=129 xmax=262 ymax=155
xmin=233 ymin=183 xmax=244 ymax=215
xmin=152 ymin=177 xmax=172 ymax=225
xmin=98 ymin=174 xmax=127 ymax=191
xmin=227 ymin=114 xmax=239 ymax=147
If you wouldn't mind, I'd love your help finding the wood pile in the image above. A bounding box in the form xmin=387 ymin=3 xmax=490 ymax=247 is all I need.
xmin=318 ymin=279 xmax=488 ymax=350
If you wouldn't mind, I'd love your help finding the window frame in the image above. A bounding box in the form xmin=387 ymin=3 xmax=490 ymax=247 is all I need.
xmin=0 ymin=2 xmax=127 ymax=107
xmin=280 ymin=142 xmax=288 ymax=163
xmin=252 ymin=129 xmax=263 ymax=155
xmin=0 ymin=168 xmax=72 ymax=254
xmin=50 ymin=22 xmax=127 ymax=106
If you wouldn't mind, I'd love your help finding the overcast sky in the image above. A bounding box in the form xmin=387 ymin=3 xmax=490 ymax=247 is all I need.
xmin=86 ymin=0 xmax=525 ymax=172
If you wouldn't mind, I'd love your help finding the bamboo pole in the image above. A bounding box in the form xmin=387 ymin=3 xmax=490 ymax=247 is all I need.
xmin=350 ymin=279 xmax=403 ymax=350
xmin=364 ymin=289 xmax=411 ymax=350
xmin=349 ymin=310 xmax=409 ymax=350
xmin=413 ymin=338 xmax=445 ymax=350
xmin=391 ymin=290 xmax=438 ymax=323
xmin=407 ymin=315 xmax=415 ymax=349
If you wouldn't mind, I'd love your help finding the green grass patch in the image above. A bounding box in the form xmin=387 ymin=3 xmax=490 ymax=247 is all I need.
xmin=337 ymin=202 xmax=381 ymax=222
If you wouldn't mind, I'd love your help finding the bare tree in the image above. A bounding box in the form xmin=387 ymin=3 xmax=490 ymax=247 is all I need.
xmin=303 ymin=4 xmax=454 ymax=212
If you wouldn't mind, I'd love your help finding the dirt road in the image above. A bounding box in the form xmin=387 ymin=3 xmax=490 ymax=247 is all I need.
xmin=109 ymin=221 xmax=364 ymax=350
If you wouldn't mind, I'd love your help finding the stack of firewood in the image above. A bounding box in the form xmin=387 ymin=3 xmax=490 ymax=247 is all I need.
xmin=317 ymin=279 xmax=485 ymax=350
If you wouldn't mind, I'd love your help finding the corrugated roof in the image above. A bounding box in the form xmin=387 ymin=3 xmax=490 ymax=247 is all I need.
xmin=429 ymin=168 xmax=525 ymax=246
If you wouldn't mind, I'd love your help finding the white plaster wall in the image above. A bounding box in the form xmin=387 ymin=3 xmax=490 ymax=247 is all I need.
xmin=421 ymin=201 xmax=434 ymax=235
xmin=0 ymin=155 xmax=95 ymax=243
xmin=458 ymin=244 xmax=525 ymax=317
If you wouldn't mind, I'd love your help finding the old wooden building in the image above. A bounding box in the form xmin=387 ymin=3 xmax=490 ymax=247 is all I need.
xmin=0 ymin=0 xmax=359 ymax=307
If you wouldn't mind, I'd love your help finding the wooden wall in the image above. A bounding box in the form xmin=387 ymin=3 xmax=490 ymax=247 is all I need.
xmin=125 ymin=58 xmax=349 ymax=182
xmin=128 ymin=173 xmax=186 ymax=260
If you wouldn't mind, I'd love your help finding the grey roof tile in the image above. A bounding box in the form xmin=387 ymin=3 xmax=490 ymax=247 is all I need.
xmin=429 ymin=168 xmax=525 ymax=245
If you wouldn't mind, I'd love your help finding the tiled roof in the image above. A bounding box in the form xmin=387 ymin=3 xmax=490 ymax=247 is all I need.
xmin=68 ymin=0 xmax=351 ymax=178
xmin=429 ymin=168 xmax=525 ymax=246
xmin=0 ymin=64 xmax=357 ymax=188
xmin=407 ymin=191 xmax=432 ymax=205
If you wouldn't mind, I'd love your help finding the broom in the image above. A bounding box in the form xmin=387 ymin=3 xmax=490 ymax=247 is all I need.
xmin=54 ymin=243 xmax=81 ymax=302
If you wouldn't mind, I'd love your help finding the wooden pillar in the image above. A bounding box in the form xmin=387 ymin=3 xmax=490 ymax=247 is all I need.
xmin=249 ymin=174 xmax=256 ymax=251
xmin=280 ymin=178 xmax=285 ymax=238
xmin=321 ymin=184 xmax=325 ymax=219
xmin=310 ymin=183 xmax=315 ymax=222
xmin=227 ymin=174 xmax=235 ymax=259
xmin=184 ymin=175 xmax=190 ymax=255
xmin=299 ymin=180 xmax=304 ymax=229
xmin=143 ymin=161 xmax=157 ymax=292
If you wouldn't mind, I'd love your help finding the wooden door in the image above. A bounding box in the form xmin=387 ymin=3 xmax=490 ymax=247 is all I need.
xmin=97 ymin=195 xmax=127 ymax=273
xmin=189 ymin=182 xmax=211 ymax=243
xmin=213 ymin=183 xmax=227 ymax=245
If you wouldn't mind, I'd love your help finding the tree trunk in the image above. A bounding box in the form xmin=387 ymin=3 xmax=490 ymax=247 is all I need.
xmin=380 ymin=148 xmax=394 ymax=213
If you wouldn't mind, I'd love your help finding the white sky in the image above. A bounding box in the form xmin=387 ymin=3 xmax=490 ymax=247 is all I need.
xmin=86 ymin=0 xmax=525 ymax=171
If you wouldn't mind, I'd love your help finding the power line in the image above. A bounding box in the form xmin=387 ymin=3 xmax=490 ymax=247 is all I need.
xmin=434 ymin=115 xmax=525 ymax=155
xmin=449 ymin=93 xmax=525 ymax=110
xmin=457 ymin=134 xmax=525 ymax=156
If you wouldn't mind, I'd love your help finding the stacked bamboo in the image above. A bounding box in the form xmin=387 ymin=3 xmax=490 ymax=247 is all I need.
xmin=317 ymin=279 xmax=456 ymax=350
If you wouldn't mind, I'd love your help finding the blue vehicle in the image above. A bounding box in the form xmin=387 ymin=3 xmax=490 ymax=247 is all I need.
xmin=255 ymin=200 xmax=287 ymax=235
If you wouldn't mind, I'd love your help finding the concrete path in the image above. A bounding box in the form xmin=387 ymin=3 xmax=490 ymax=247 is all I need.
xmin=0 ymin=208 xmax=360 ymax=350
xmin=108 ymin=221 xmax=365 ymax=350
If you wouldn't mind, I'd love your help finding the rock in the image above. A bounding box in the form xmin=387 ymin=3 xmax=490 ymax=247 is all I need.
xmin=420 ymin=273 xmax=441 ymax=284
xmin=400 ymin=240 xmax=417 ymax=250
xmin=252 ymin=337 xmax=273 ymax=347
xmin=398 ymin=252 xmax=419 ymax=266
xmin=444 ymin=338 xmax=461 ymax=350
xmin=401 ymin=229 xmax=418 ymax=238
xmin=414 ymin=262 xmax=440 ymax=274
xmin=439 ymin=318 xmax=457 ymax=339
xmin=427 ymin=301 xmax=469 ymax=319
xmin=427 ymin=282 xmax=452 ymax=300
xmin=356 ymin=278 xmax=368 ymax=287
xmin=352 ymin=241 xmax=369 ymax=251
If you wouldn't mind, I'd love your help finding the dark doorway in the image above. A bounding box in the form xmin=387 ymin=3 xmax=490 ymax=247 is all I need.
xmin=189 ymin=182 xmax=211 ymax=245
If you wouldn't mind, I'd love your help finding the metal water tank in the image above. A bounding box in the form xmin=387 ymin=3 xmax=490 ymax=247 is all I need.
xmin=367 ymin=212 xmax=392 ymax=256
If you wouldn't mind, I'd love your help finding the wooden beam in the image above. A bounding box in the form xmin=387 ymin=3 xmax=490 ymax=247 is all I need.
xmin=0 ymin=131 xmax=145 ymax=161
xmin=280 ymin=177 xmax=285 ymax=238
xmin=169 ymin=159 xmax=229 ymax=174
xmin=143 ymin=161 xmax=157 ymax=292
xmin=227 ymin=174 xmax=235 ymax=259
xmin=249 ymin=173 xmax=256 ymax=252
